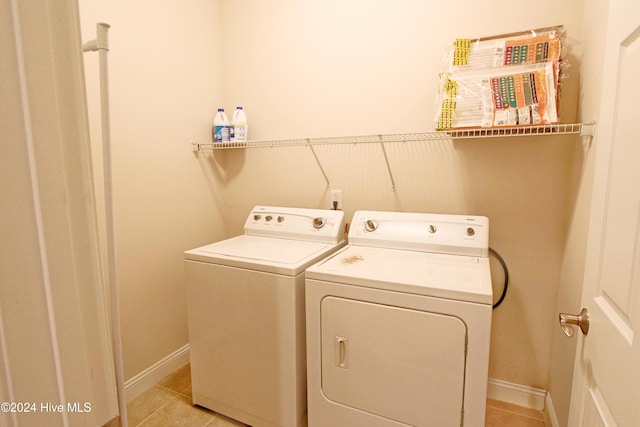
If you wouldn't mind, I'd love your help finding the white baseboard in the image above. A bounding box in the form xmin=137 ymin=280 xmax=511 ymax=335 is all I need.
xmin=124 ymin=344 xmax=190 ymax=402
xmin=487 ymin=377 xmax=547 ymax=411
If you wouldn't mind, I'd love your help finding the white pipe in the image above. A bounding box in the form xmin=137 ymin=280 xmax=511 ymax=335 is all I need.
xmin=83 ymin=22 xmax=129 ymax=427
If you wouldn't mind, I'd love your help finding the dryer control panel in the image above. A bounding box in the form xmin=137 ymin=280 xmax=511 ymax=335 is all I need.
xmin=349 ymin=210 xmax=489 ymax=257
xmin=245 ymin=206 xmax=345 ymax=244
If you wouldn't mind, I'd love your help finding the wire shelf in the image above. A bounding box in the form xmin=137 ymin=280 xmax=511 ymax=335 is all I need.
xmin=190 ymin=122 xmax=594 ymax=191
xmin=192 ymin=122 xmax=594 ymax=151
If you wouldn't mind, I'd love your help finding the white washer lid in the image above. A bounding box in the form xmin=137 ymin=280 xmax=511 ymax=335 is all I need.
xmin=185 ymin=235 xmax=345 ymax=276
xmin=305 ymin=245 xmax=493 ymax=304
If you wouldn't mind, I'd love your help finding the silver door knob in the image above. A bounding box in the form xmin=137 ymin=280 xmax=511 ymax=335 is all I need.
xmin=559 ymin=307 xmax=589 ymax=337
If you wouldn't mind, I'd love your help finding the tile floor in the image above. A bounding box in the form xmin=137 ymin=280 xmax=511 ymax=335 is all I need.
xmin=122 ymin=363 xmax=548 ymax=427
xmin=485 ymin=399 xmax=548 ymax=427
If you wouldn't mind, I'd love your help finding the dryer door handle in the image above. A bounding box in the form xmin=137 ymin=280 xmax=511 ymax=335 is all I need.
xmin=335 ymin=336 xmax=349 ymax=368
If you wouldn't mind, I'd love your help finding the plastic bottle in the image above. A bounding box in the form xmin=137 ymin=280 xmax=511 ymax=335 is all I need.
xmin=213 ymin=108 xmax=230 ymax=143
xmin=231 ymin=106 xmax=248 ymax=142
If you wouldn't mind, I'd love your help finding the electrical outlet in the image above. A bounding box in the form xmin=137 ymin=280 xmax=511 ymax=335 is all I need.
xmin=330 ymin=189 xmax=342 ymax=210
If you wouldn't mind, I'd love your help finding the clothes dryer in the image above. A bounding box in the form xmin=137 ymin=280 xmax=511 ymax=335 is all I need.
xmin=305 ymin=210 xmax=492 ymax=427
xmin=185 ymin=206 xmax=345 ymax=427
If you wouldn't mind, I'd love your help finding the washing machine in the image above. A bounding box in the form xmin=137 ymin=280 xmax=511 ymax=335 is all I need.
xmin=305 ymin=210 xmax=492 ymax=427
xmin=185 ymin=206 xmax=345 ymax=427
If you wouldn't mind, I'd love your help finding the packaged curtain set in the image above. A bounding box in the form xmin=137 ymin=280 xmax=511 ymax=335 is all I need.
xmin=434 ymin=26 xmax=566 ymax=130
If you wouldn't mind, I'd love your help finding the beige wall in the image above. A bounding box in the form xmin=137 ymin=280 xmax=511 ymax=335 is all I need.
xmin=79 ymin=0 xmax=227 ymax=379
xmin=80 ymin=0 xmax=596 ymax=412
xmin=218 ymin=0 xmax=584 ymax=391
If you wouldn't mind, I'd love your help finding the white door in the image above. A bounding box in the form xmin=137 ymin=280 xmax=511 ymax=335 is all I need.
xmin=567 ymin=0 xmax=640 ymax=425
xmin=1 ymin=1 xmax=118 ymax=425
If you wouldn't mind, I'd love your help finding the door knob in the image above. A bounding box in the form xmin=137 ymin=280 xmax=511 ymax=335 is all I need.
xmin=559 ymin=307 xmax=589 ymax=337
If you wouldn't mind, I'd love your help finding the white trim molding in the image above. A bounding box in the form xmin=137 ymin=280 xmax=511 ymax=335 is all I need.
xmin=124 ymin=345 xmax=190 ymax=402
xmin=487 ymin=378 xmax=560 ymax=427
xmin=487 ymin=377 xmax=547 ymax=410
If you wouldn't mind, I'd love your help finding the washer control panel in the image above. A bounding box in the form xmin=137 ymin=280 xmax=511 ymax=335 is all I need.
xmin=349 ymin=210 xmax=489 ymax=257
xmin=245 ymin=206 xmax=345 ymax=244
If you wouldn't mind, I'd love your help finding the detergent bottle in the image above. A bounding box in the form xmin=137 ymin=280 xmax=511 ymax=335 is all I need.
xmin=231 ymin=106 xmax=248 ymax=142
xmin=213 ymin=108 xmax=230 ymax=143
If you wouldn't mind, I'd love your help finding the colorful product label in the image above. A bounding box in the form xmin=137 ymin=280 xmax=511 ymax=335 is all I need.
xmin=503 ymin=36 xmax=559 ymax=66
xmin=489 ymin=68 xmax=549 ymax=125
xmin=214 ymin=125 xmax=230 ymax=142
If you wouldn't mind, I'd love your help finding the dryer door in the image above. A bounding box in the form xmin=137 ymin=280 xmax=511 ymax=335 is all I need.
xmin=321 ymin=296 xmax=467 ymax=426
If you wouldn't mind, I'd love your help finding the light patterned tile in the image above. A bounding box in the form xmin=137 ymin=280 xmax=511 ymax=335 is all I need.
xmin=158 ymin=363 xmax=191 ymax=395
xmin=206 ymin=413 xmax=249 ymax=426
xmin=137 ymin=394 xmax=214 ymax=427
xmin=485 ymin=404 xmax=547 ymax=427
xmin=180 ymin=383 xmax=192 ymax=399
xmin=486 ymin=398 xmax=545 ymax=420
xmin=127 ymin=386 xmax=177 ymax=426
xmin=102 ymin=415 xmax=120 ymax=427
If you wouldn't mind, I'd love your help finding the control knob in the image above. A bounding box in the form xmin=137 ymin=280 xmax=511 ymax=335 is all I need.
xmin=313 ymin=217 xmax=326 ymax=229
xmin=364 ymin=220 xmax=378 ymax=232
